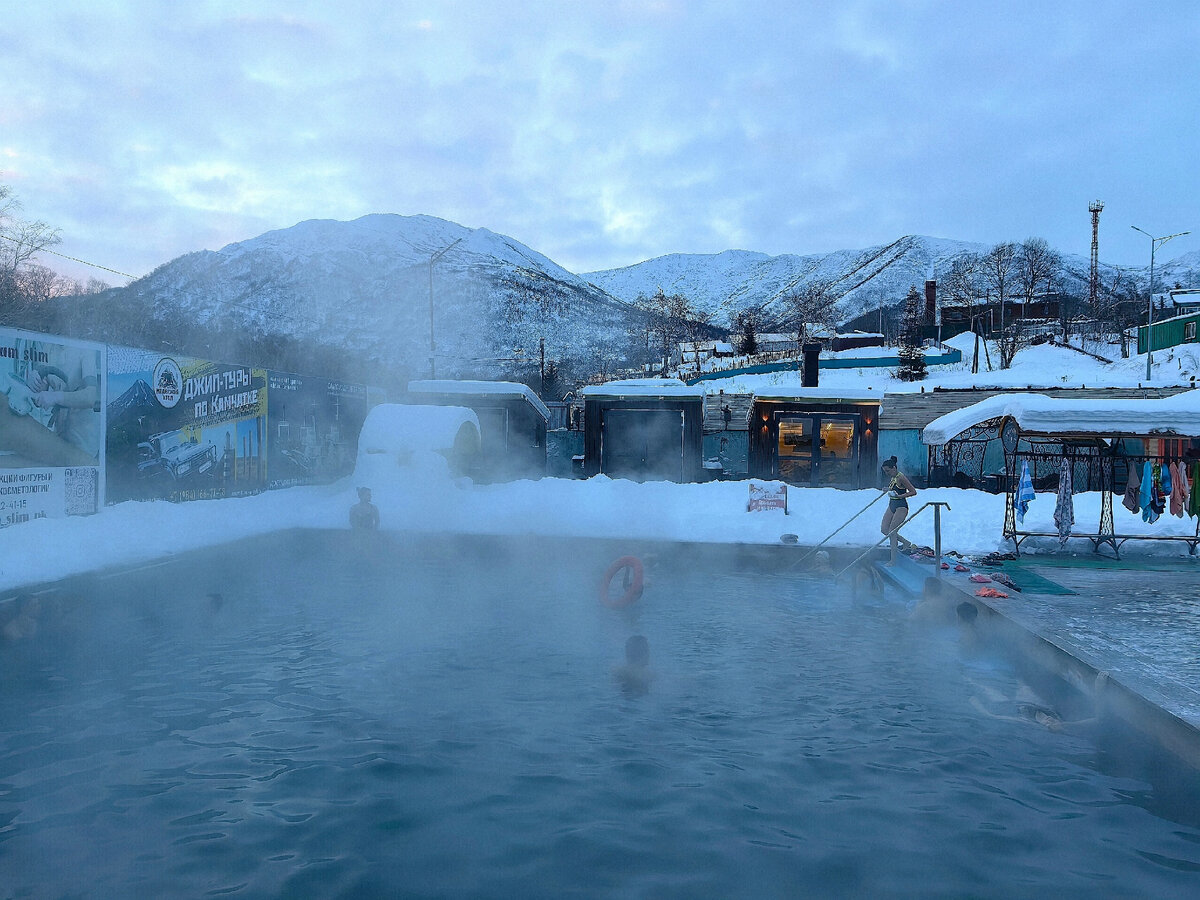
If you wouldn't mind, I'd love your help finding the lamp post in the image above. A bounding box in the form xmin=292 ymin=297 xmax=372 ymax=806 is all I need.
xmin=1131 ymin=226 xmax=1190 ymax=381
xmin=428 ymin=237 xmax=464 ymax=378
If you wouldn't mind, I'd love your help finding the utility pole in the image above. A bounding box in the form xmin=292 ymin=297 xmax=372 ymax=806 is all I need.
xmin=428 ymin=237 xmax=464 ymax=379
xmin=1132 ymin=225 xmax=1190 ymax=381
xmin=539 ymin=336 xmax=545 ymax=396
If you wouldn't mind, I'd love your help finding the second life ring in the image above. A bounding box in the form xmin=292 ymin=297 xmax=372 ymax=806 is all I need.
xmin=600 ymin=556 xmax=644 ymax=608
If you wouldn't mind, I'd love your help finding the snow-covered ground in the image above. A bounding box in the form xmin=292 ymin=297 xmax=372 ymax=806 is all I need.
xmin=700 ymin=332 xmax=1200 ymax=394
xmin=4 ymin=458 xmax=1198 ymax=595
xmin=4 ymin=339 xmax=1198 ymax=596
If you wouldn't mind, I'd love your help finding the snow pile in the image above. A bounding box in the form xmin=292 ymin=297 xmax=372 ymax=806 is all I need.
xmin=354 ymin=403 xmax=479 ymax=485
xmin=922 ymin=389 xmax=1200 ymax=444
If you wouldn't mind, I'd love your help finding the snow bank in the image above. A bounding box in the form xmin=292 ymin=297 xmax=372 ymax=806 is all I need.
xmin=5 ymin=463 xmax=1199 ymax=596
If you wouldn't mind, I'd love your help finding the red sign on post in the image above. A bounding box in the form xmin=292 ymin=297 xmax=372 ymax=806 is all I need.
xmin=747 ymin=482 xmax=787 ymax=514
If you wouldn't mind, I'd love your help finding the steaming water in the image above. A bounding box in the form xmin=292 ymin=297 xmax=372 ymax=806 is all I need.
xmin=2 ymin=534 xmax=1200 ymax=898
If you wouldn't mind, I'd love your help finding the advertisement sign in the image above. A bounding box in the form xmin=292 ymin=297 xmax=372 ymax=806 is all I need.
xmin=106 ymin=346 xmax=267 ymax=503
xmin=747 ymin=481 xmax=788 ymax=513
xmin=266 ymin=372 xmax=370 ymax=489
xmin=0 ymin=327 xmax=105 ymax=527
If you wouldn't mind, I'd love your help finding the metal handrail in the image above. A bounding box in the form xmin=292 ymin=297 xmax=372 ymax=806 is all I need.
xmin=788 ymin=489 xmax=889 ymax=569
xmin=833 ymin=501 xmax=952 ymax=580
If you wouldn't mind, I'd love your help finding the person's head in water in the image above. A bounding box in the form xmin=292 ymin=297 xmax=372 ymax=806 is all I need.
xmin=625 ymin=635 xmax=650 ymax=667
xmin=957 ymin=601 xmax=978 ymax=625
xmin=357 ymin=487 xmax=371 ymax=502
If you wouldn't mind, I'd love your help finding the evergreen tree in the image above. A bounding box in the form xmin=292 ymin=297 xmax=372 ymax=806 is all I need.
xmin=897 ymin=285 xmax=927 ymax=381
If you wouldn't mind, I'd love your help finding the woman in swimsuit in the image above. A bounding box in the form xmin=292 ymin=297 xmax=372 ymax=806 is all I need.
xmin=880 ymin=457 xmax=917 ymax=565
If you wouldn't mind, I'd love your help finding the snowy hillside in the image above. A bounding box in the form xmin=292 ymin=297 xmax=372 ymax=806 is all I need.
xmin=106 ymin=214 xmax=643 ymax=385
xmin=585 ymin=235 xmax=1147 ymax=327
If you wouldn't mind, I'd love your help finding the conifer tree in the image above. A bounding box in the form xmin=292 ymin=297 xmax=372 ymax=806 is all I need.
xmin=897 ymin=285 xmax=927 ymax=381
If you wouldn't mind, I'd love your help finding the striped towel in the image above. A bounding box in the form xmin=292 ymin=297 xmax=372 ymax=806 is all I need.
xmin=1016 ymin=460 xmax=1035 ymax=524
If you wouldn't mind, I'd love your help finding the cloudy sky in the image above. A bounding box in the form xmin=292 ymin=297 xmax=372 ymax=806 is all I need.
xmin=2 ymin=1 xmax=1198 ymax=285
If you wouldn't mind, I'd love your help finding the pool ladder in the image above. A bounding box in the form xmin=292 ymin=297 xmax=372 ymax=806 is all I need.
xmin=832 ymin=501 xmax=952 ymax=580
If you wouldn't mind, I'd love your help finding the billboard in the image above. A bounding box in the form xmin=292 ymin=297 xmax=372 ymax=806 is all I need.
xmin=0 ymin=327 xmax=105 ymax=526
xmin=106 ymin=347 xmax=267 ymax=504
xmin=266 ymin=372 xmax=370 ymax=489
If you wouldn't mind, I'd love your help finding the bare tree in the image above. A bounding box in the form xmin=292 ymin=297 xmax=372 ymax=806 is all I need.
xmin=779 ymin=279 xmax=838 ymax=346
xmin=942 ymin=253 xmax=986 ymax=330
xmin=981 ymin=242 xmax=1019 ymax=367
xmin=1017 ymin=237 xmax=1062 ymax=317
xmin=1 ymin=185 xmax=63 ymax=327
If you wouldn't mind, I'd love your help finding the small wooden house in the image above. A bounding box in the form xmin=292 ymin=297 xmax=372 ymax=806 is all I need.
xmin=580 ymin=380 xmax=706 ymax=482
xmin=405 ymin=380 xmax=550 ymax=481
xmin=748 ymin=388 xmax=881 ymax=488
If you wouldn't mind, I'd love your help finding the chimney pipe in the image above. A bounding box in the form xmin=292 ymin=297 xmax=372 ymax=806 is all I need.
xmin=802 ymin=342 xmax=821 ymax=387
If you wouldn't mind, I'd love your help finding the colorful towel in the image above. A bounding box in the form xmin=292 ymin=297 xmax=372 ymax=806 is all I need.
xmin=1053 ymin=456 xmax=1073 ymax=545
xmin=1178 ymin=463 xmax=1192 ymax=518
xmin=1142 ymin=461 xmax=1163 ymax=524
xmin=975 ymin=587 xmax=1009 ymax=599
xmin=1170 ymin=462 xmax=1186 ymax=517
xmin=1016 ymin=460 xmax=1035 ymax=524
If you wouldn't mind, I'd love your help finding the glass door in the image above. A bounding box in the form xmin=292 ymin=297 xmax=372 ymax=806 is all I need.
xmin=776 ymin=416 xmax=814 ymax=484
xmin=816 ymin=417 xmax=859 ymax=485
xmin=775 ymin=413 xmax=861 ymax=486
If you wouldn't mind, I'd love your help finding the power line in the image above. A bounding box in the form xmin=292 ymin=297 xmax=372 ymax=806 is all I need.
xmin=0 ymin=233 xmax=138 ymax=279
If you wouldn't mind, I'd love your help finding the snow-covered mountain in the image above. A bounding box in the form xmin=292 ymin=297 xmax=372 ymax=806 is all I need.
xmin=106 ymin=214 xmax=642 ymax=384
xmin=584 ymin=235 xmax=1156 ymax=326
xmin=83 ymin=216 xmax=1200 ymax=388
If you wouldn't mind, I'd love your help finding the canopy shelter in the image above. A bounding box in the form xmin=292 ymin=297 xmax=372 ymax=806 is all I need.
xmin=922 ymin=390 xmax=1200 ymax=556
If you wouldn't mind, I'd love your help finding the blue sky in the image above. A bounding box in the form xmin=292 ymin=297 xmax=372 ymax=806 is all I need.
xmin=2 ymin=1 xmax=1198 ymax=284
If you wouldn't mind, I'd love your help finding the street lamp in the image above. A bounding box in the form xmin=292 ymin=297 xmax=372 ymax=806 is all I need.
xmin=1131 ymin=225 xmax=1190 ymax=381
xmin=428 ymin=236 xmax=465 ymax=378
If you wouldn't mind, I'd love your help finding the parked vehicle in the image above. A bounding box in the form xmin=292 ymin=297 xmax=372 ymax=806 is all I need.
xmin=137 ymin=430 xmax=219 ymax=480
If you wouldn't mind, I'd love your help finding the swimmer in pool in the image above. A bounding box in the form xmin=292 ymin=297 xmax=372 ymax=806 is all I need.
xmin=2 ymin=595 xmax=40 ymax=643
xmin=349 ymin=486 xmax=380 ymax=530
xmin=614 ymin=635 xmax=653 ymax=698
xmin=966 ymin=674 xmax=1094 ymax=733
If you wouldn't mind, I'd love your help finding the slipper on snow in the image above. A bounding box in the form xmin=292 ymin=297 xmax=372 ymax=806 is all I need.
xmin=954 ymin=564 xmax=971 ymax=572
xmin=969 ymin=574 xmax=992 ymax=583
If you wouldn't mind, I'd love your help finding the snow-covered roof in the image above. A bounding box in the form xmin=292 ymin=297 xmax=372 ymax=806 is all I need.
xmin=358 ymin=403 xmax=480 ymax=455
xmin=753 ymin=387 xmax=881 ymax=402
xmin=581 ymin=378 xmax=706 ymax=400
xmin=680 ymin=341 xmax=735 ymax=353
xmin=406 ymin=379 xmax=551 ymax=422
xmin=921 ymin=389 xmax=1200 ymax=444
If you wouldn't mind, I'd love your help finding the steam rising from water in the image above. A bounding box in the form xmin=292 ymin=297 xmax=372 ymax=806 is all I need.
xmin=2 ymin=532 xmax=1199 ymax=896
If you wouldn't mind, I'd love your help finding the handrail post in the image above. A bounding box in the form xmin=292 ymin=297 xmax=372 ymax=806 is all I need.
xmin=934 ymin=503 xmax=943 ymax=578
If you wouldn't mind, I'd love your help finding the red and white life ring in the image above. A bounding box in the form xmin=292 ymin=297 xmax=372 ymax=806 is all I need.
xmin=599 ymin=556 xmax=644 ymax=608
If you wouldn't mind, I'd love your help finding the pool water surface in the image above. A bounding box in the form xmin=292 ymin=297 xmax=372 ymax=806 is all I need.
xmin=2 ymin=532 xmax=1199 ymax=898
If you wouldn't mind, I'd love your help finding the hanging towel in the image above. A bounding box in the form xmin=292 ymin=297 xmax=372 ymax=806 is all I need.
xmin=1179 ymin=463 xmax=1192 ymax=518
xmin=1142 ymin=461 xmax=1161 ymax=524
xmin=1190 ymin=461 xmax=1200 ymax=518
xmin=1016 ymin=460 xmax=1035 ymax=524
xmin=1053 ymin=456 xmax=1074 ymax=545
xmin=1170 ymin=462 xmax=1187 ymax=517
xmin=1139 ymin=460 xmax=1154 ymax=518
xmin=1122 ymin=462 xmax=1141 ymax=514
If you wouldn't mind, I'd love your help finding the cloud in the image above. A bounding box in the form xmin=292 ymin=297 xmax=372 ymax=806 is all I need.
xmin=1 ymin=0 xmax=1199 ymax=285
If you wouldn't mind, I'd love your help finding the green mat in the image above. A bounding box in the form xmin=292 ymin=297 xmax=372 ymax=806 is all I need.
xmin=994 ymin=567 xmax=1076 ymax=595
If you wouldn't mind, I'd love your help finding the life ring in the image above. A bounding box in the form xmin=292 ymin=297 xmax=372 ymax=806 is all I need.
xmin=600 ymin=556 xmax=644 ymax=608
